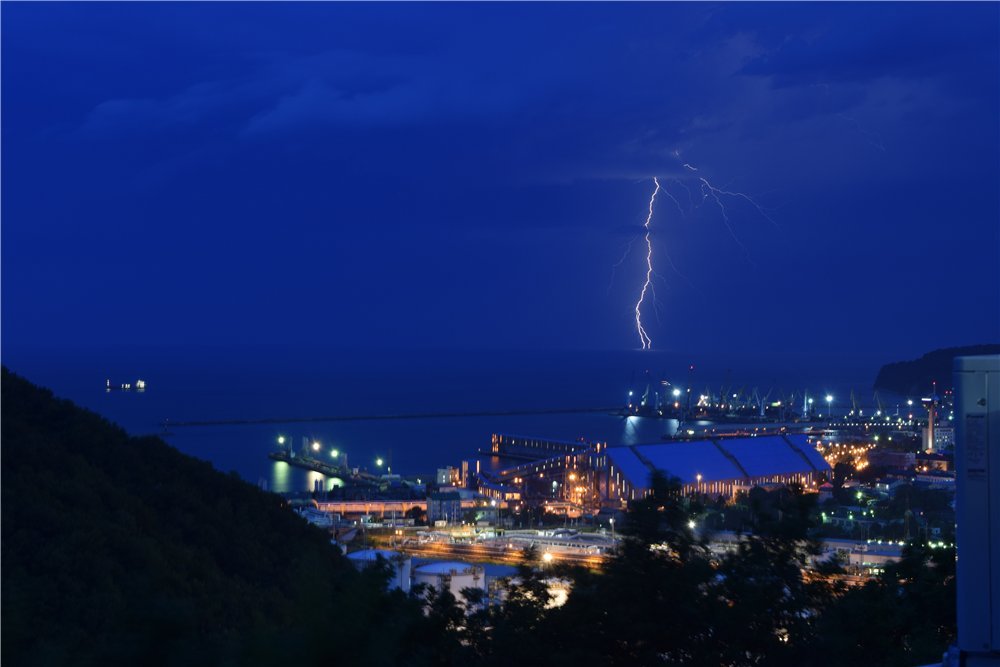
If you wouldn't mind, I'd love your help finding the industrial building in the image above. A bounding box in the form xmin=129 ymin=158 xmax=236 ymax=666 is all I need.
xmin=601 ymin=434 xmax=830 ymax=501
xmin=412 ymin=561 xmax=487 ymax=606
xmin=427 ymin=491 xmax=463 ymax=524
xmin=477 ymin=433 xmax=831 ymax=507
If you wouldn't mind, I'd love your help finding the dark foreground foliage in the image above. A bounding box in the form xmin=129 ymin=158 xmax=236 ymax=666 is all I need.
xmin=1 ymin=368 xmax=433 ymax=667
xmin=2 ymin=369 xmax=955 ymax=666
xmin=418 ymin=475 xmax=954 ymax=667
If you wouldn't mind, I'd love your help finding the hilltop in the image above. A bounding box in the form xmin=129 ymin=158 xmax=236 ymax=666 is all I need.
xmin=873 ymin=344 xmax=1000 ymax=395
xmin=0 ymin=368 xmax=427 ymax=667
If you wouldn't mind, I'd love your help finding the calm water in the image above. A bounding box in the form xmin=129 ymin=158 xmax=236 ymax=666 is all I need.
xmin=3 ymin=345 xmax=879 ymax=492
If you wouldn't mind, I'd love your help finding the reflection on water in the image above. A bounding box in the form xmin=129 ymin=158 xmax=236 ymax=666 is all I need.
xmin=619 ymin=416 xmax=679 ymax=446
xmin=272 ymin=461 xmax=290 ymax=491
xmin=274 ymin=467 xmax=346 ymax=495
xmin=305 ymin=470 xmax=324 ymax=492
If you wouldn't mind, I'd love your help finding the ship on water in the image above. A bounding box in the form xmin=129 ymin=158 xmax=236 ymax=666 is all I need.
xmin=106 ymin=378 xmax=146 ymax=393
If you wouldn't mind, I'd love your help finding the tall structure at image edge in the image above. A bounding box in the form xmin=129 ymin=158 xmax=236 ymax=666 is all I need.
xmin=951 ymin=355 xmax=1000 ymax=666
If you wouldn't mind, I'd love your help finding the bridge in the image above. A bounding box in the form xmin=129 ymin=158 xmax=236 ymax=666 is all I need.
xmin=313 ymin=498 xmax=479 ymax=516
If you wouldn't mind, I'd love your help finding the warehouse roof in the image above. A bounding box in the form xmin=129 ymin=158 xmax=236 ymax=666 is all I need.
xmin=605 ymin=435 xmax=830 ymax=491
xmin=637 ymin=440 xmax=745 ymax=485
xmin=785 ymin=433 xmax=830 ymax=471
xmin=716 ymin=437 xmax=816 ymax=478
xmin=606 ymin=447 xmax=651 ymax=487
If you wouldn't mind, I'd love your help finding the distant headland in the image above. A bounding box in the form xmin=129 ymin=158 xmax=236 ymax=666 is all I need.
xmin=874 ymin=344 xmax=1000 ymax=395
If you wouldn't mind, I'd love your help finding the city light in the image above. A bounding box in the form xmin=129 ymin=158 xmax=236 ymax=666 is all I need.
xmin=375 ymin=458 xmax=384 ymax=467
xmin=277 ymin=436 xmax=285 ymax=445
xmin=312 ymin=441 xmax=321 ymax=452
xmin=330 ymin=449 xmax=339 ymax=458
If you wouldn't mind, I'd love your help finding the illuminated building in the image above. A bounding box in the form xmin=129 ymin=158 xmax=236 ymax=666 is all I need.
xmin=601 ymin=434 xmax=830 ymax=501
xmin=428 ymin=491 xmax=462 ymax=524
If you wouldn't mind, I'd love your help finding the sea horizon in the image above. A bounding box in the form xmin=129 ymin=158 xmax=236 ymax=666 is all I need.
xmin=3 ymin=343 xmax=892 ymax=492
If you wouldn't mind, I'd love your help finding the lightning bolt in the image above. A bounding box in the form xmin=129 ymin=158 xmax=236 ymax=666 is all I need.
xmin=692 ymin=168 xmax=781 ymax=265
xmin=661 ymin=182 xmax=685 ymax=218
xmin=698 ymin=177 xmax=780 ymax=230
xmin=634 ymin=177 xmax=660 ymax=350
xmin=838 ymin=113 xmax=886 ymax=153
xmin=698 ymin=177 xmax=754 ymax=258
xmin=671 ymin=178 xmax=695 ymax=211
xmin=607 ymin=234 xmax=640 ymax=293
xmin=618 ymin=158 xmax=776 ymax=348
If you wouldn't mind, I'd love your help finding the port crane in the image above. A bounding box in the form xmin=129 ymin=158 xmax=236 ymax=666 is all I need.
xmin=873 ymin=391 xmax=886 ymax=416
xmin=751 ymin=387 xmax=774 ymax=418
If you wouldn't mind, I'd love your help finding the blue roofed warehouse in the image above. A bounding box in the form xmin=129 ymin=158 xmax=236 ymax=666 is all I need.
xmin=602 ymin=434 xmax=831 ymax=502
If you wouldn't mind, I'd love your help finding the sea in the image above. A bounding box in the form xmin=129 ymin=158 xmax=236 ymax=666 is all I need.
xmin=2 ymin=345 xmax=884 ymax=494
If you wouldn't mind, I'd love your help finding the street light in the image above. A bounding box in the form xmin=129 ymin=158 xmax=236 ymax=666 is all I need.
xmin=696 ymin=473 xmax=702 ymax=494
xmin=826 ymin=395 xmax=833 ymax=419
xmin=330 ymin=449 xmax=339 ymax=458
xmin=311 ymin=441 xmax=321 ymax=452
xmin=609 ymin=517 xmax=616 ymax=541
xmin=375 ymin=458 xmax=384 ymax=467
xmin=277 ymin=435 xmax=285 ymax=446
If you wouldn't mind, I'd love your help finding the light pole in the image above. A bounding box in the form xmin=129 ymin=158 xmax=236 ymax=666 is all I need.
xmin=610 ymin=517 xmax=616 ymax=542
xmin=825 ymin=395 xmax=833 ymax=420
xmin=696 ymin=473 xmax=703 ymax=496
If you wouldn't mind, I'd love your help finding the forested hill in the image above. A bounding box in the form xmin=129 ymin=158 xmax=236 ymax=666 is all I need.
xmin=0 ymin=368 xmax=427 ymax=667
xmin=873 ymin=344 xmax=1000 ymax=395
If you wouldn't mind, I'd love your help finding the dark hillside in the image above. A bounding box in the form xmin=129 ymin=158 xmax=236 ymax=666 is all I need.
xmin=873 ymin=344 xmax=1000 ymax=395
xmin=1 ymin=368 xmax=427 ymax=667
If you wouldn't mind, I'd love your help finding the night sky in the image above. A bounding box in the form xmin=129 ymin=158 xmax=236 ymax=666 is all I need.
xmin=3 ymin=2 xmax=998 ymax=366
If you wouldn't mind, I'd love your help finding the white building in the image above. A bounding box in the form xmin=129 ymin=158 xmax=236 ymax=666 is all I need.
xmin=412 ymin=561 xmax=486 ymax=606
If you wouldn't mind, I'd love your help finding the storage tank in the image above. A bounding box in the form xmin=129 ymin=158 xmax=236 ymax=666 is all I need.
xmin=346 ymin=548 xmax=411 ymax=592
xmin=412 ymin=561 xmax=486 ymax=605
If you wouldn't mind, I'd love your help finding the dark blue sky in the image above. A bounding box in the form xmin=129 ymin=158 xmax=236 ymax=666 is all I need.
xmin=3 ymin=2 xmax=998 ymax=365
